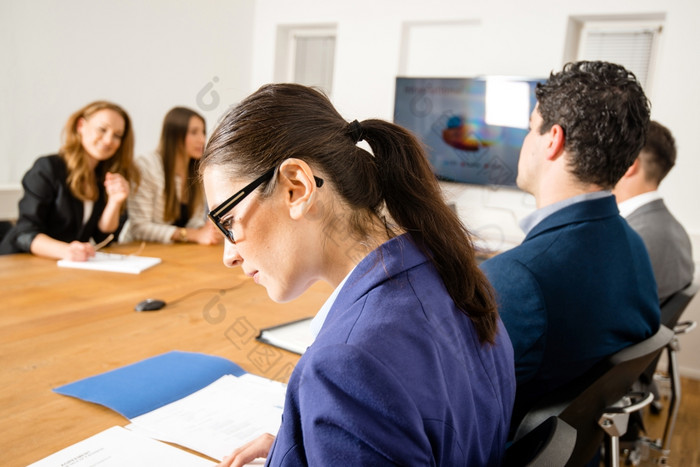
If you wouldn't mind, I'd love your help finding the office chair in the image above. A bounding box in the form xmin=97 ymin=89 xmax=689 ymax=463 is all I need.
xmin=512 ymin=325 xmax=674 ymax=467
xmin=639 ymin=282 xmax=699 ymax=394
xmin=624 ymin=283 xmax=698 ymax=465
xmin=0 ymin=220 xmax=12 ymax=243
xmin=503 ymin=415 xmax=577 ymax=467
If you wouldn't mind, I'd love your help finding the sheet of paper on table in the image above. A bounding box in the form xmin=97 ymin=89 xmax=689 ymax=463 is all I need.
xmin=57 ymin=252 xmax=161 ymax=274
xmin=27 ymin=425 xmax=216 ymax=467
xmin=128 ymin=373 xmax=286 ymax=461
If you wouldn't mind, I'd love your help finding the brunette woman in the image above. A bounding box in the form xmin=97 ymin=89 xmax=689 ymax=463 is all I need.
xmin=120 ymin=106 xmax=220 ymax=244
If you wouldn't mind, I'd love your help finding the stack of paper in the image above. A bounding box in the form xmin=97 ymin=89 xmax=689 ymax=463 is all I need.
xmin=28 ymin=426 xmax=216 ymax=467
xmin=130 ymin=374 xmax=285 ymax=460
xmin=42 ymin=351 xmax=286 ymax=465
xmin=57 ymin=252 xmax=161 ymax=274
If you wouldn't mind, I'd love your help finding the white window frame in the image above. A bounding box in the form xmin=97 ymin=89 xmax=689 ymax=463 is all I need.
xmin=276 ymin=25 xmax=336 ymax=96
xmin=573 ymin=19 xmax=663 ymax=93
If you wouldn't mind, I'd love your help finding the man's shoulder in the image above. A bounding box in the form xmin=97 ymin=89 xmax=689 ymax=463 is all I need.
xmin=626 ymin=199 xmax=681 ymax=233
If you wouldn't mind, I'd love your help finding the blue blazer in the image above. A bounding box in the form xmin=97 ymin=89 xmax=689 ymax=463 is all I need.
xmin=266 ymin=234 xmax=516 ymax=466
xmin=481 ymin=196 xmax=660 ymax=424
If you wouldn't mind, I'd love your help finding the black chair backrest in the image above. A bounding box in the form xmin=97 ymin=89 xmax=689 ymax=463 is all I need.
xmin=660 ymin=282 xmax=699 ymax=329
xmin=640 ymin=283 xmax=698 ymax=385
xmin=513 ymin=325 xmax=674 ymax=466
xmin=503 ymin=416 xmax=577 ymax=467
xmin=0 ymin=220 xmax=13 ymax=244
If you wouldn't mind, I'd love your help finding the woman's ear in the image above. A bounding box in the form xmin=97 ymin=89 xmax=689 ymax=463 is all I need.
xmin=278 ymin=158 xmax=318 ymax=220
xmin=76 ymin=117 xmax=86 ymax=137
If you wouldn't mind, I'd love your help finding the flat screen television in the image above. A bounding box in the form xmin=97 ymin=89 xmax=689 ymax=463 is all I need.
xmin=393 ymin=76 xmax=544 ymax=188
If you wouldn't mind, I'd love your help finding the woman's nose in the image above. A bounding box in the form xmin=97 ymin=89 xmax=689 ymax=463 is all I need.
xmin=223 ymin=241 xmax=242 ymax=268
xmin=104 ymin=131 xmax=116 ymax=146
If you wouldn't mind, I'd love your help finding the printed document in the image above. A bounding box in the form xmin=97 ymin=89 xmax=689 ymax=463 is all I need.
xmin=129 ymin=373 xmax=286 ymax=461
xmin=27 ymin=426 xmax=215 ymax=466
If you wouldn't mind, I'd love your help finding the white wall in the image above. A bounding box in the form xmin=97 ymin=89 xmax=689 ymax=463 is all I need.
xmin=250 ymin=0 xmax=700 ymax=259
xmin=3 ymin=0 xmax=699 ymax=376
xmin=676 ymin=272 xmax=700 ymax=379
xmin=249 ymin=0 xmax=700 ymax=377
xmin=0 ymin=0 xmax=255 ymax=201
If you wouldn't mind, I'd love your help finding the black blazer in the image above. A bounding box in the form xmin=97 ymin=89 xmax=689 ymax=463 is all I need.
xmin=0 ymin=155 xmax=114 ymax=254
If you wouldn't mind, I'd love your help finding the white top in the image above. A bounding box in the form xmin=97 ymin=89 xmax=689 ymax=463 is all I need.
xmin=309 ymin=268 xmax=354 ymax=340
xmin=119 ymin=152 xmax=206 ymax=243
xmin=617 ymin=190 xmax=662 ymax=218
xmin=83 ymin=200 xmax=94 ymax=226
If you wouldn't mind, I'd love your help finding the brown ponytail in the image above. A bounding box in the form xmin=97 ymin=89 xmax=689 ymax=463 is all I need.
xmin=202 ymin=83 xmax=499 ymax=344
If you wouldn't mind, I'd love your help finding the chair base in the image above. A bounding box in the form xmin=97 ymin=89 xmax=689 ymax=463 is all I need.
xmin=621 ymin=437 xmax=670 ymax=466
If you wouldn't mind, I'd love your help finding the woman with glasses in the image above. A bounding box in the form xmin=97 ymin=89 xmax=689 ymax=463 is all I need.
xmin=0 ymin=100 xmax=139 ymax=260
xmin=119 ymin=106 xmax=221 ymax=245
xmin=202 ymin=83 xmax=515 ymax=467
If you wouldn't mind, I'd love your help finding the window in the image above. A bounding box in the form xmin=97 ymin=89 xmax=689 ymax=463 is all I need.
xmin=566 ymin=16 xmax=664 ymax=92
xmin=275 ymin=25 xmax=336 ymax=95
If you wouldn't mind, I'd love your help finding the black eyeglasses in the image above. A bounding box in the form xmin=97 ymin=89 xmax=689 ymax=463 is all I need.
xmin=208 ymin=166 xmax=324 ymax=244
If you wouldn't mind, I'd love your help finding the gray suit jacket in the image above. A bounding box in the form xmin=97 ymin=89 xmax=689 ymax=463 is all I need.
xmin=626 ymin=198 xmax=695 ymax=303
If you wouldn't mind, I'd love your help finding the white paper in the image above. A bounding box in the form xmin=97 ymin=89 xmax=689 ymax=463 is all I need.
xmin=28 ymin=425 xmax=215 ymax=467
xmin=129 ymin=374 xmax=286 ymax=461
xmin=57 ymin=252 xmax=161 ymax=274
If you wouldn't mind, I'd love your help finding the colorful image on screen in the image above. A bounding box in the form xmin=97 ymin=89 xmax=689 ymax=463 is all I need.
xmin=393 ymin=77 xmax=543 ymax=188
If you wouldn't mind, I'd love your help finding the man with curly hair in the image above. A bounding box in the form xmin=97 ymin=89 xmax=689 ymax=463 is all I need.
xmin=481 ymin=61 xmax=661 ymax=430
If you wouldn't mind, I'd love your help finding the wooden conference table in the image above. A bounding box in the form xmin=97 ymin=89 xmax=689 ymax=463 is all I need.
xmin=0 ymin=243 xmax=332 ymax=466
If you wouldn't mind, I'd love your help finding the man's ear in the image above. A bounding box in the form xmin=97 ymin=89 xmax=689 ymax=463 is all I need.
xmin=545 ymin=124 xmax=565 ymax=161
xmin=278 ymin=158 xmax=318 ymax=220
xmin=622 ymin=157 xmax=641 ymax=179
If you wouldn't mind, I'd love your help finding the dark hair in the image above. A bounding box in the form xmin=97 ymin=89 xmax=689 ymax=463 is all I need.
xmin=536 ymin=61 xmax=651 ymax=189
xmin=202 ymin=83 xmax=499 ymax=345
xmin=157 ymin=106 xmax=206 ymax=223
xmin=640 ymin=120 xmax=676 ymax=184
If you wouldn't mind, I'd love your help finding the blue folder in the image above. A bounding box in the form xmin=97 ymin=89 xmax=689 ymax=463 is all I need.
xmin=53 ymin=350 xmax=246 ymax=418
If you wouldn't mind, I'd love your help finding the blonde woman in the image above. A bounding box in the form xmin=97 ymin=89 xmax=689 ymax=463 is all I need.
xmin=1 ymin=101 xmax=138 ymax=260
xmin=120 ymin=107 xmax=220 ymax=244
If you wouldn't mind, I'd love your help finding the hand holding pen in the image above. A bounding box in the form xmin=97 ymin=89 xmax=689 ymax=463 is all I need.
xmin=62 ymin=234 xmax=114 ymax=262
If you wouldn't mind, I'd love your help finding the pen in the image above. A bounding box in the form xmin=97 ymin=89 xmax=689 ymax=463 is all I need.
xmin=93 ymin=233 xmax=115 ymax=252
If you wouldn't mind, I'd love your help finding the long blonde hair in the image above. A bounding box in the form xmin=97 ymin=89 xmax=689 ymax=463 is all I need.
xmin=60 ymin=100 xmax=140 ymax=201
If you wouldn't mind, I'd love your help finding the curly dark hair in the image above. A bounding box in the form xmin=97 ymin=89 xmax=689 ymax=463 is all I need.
xmin=536 ymin=61 xmax=650 ymax=189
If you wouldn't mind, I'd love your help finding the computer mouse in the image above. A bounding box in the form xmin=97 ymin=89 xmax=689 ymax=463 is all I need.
xmin=135 ymin=298 xmax=166 ymax=312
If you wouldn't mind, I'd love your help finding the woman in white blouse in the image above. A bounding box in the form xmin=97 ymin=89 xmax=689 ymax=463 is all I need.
xmin=120 ymin=107 xmax=221 ymax=245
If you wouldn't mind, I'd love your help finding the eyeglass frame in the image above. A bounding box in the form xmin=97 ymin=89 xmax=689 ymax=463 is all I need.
xmin=208 ymin=166 xmax=324 ymax=244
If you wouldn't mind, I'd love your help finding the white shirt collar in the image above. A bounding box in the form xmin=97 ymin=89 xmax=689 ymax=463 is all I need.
xmin=309 ymin=267 xmax=355 ymax=340
xmin=618 ymin=191 xmax=661 ymax=218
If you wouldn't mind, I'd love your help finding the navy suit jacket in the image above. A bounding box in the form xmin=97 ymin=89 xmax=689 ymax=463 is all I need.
xmin=266 ymin=234 xmax=516 ymax=466
xmin=480 ymin=196 xmax=660 ymax=425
